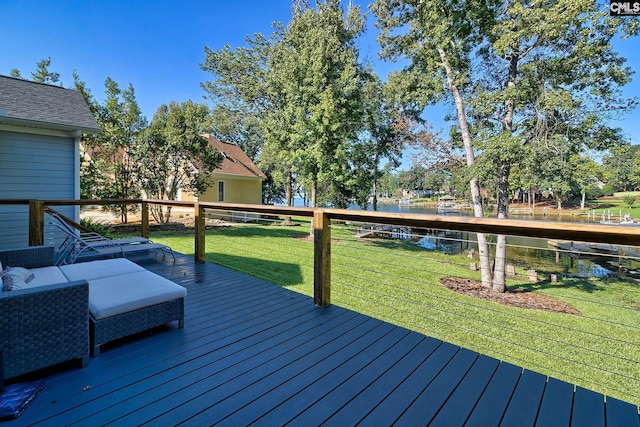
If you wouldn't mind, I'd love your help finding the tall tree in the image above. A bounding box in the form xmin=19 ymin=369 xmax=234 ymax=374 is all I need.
xmin=31 ymin=57 xmax=60 ymax=84
xmin=373 ymin=0 xmax=637 ymax=292
xmin=202 ymin=0 xmax=369 ymax=212
xmin=572 ymin=154 xmax=603 ymax=209
xmin=202 ymin=31 xmax=284 ymax=204
xmin=73 ymin=71 xmax=106 ymax=200
xmin=360 ymin=73 xmax=406 ymax=210
xmin=271 ymin=0 xmax=366 ymax=208
xmin=201 ymin=32 xmax=276 ymax=161
xmin=603 ymin=144 xmax=638 ymax=192
xmin=134 ymin=101 xmax=223 ymax=223
xmin=87 ymin=78 xmax=147 ymax=222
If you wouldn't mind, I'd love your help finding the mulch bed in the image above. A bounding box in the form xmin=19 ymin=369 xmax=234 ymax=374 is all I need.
xmin=441 ymin=277 xmax=580 ymax=315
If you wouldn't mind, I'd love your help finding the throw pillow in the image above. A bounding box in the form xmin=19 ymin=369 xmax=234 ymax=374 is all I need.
xmin=1 ymin=271 xmax=11 ymax=291
xmin=4 ymin=267 xmax=35 ymax=283
xmin=1 ymin=267 xmax=34 ymax=291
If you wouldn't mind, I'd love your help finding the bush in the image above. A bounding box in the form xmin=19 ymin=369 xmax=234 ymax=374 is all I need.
xmin=585 ymin=186 xmax=604 ymax=199
xmin=623 ymin=195 xmax=636 ymax=209
xmin=602 ymin=184 xmax=615 ymax=197
xmin=80 ymin=217 xmax=114 ymax=239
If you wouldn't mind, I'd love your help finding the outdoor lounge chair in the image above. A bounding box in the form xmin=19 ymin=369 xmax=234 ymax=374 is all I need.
xmin=46 ymin=210 xmax=174 ymax=265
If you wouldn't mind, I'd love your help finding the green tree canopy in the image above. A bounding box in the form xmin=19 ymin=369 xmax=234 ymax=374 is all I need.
xmin=373 ymin=0 xmax=637 ymax=292
xmin=80 ymin=77 xmax=147 ymax=222
xmin=31 ymin=57 xmax=60 ymax=84
xmin=134 ymin=101 xmax=223 ymax=223
xmin=202 ymin=0 xmax=372 ymax=210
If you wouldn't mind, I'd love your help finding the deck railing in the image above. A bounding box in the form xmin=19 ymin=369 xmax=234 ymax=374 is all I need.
xmin=4 ymin=198 xmax=640 ymax=406
xmin=15 ymin=198 xmax=640 ymax=300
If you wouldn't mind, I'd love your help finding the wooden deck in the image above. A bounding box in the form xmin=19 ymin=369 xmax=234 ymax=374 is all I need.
xmin=6 ymin=252 xmax=640 ymax=426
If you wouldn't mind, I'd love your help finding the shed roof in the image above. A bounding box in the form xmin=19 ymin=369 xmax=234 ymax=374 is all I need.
xmin=204 ymin=134 xmax=266 ymax=180
xmin=0 ymin=75 xmax=100 ymax=133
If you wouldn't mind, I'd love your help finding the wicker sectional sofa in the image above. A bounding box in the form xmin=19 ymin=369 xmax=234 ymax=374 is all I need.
xmin=0 ymin=246 xmax=89 ymax=380
xmin=1 ymin=245 xmax=186 ymax=380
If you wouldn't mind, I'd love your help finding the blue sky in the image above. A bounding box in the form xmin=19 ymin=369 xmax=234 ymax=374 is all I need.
xmin=1 ymin=0 xmax=638 ymax=169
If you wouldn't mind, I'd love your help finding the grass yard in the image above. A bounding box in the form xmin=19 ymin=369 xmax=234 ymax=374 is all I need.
xmin=589 ymin=197 xmax=640 ymax=220
xmin=139 ymin=219 xmax=640 ymax=406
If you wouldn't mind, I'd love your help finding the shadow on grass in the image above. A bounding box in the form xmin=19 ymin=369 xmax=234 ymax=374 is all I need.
xmin=206 ymin=224 xmax=310 ymax=240
xmin=205 ymin=252 xmax=304 ymax=288
xmin=360 ymin=238 xmax=427 ymax=253
xmin=513 ymin=277 xmax=605 ymax=294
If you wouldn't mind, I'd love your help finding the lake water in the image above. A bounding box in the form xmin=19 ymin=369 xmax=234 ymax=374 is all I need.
xmin=361 ymin=202 xmax=634 ymax=278
xmin=285 ymin=198 xmax=636 ymax=277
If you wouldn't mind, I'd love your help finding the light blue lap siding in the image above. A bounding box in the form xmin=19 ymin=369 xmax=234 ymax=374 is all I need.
xmin=0 ymin=130 xmax=77 ymax=249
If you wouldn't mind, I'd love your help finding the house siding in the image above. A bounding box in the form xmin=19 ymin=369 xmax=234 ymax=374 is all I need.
xmin=200 ymin=176 xmax=263 ymax=205
xmin=0 ymin=130 xmax=77 ymax=248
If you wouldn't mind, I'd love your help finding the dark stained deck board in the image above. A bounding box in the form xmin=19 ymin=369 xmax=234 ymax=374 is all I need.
xmin=150 ymin=318 xmax=390 ymax=426
xmin=393 ymin=347 xmax=479 ymax=426
xmin=305 ymin=332 xmax=429 ymax=426
xmin=254 ymin=333 xmax=441 ymax=427
xmin=355 ymin=341 xmax=460 ymax=426
xmin=212 ymin=326 xmax=419 ymax=426
xmin=184 ymin=321 xmax=407 ymax=426
xmin=572 ymin=387 xmax=606 ymax=427
xmin=536 ymin=378 xmax=575 ymax=427
xmin=428 ymin=354 xmax=500 ymax=427
xmin=63 ymin=302 xmax=345 ymax=425
xmin=57 ymin=306 xmax=361 ymax=425
xmin=500 ymin=369 xmax=548 ymax=426
xmin=464 ymin=362 xmax=523 ymax=427
xmin=606 ymin=397 xmax=640 ymax=427
xmin=4 ymin=252 xmax=639 ymax=426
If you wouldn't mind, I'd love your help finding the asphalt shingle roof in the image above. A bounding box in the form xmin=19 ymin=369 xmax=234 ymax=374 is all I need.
xmin=204 ymin=134 xmax=266 ymax=179
xmin=0 ymin=75 xmax=100 ymax=132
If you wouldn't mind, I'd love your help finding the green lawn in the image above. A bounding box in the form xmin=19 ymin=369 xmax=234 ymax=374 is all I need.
xmin=589 ymin=197 xmax=640 ymax=220
xmin=140 ymin=220 xmax=640 ymax=406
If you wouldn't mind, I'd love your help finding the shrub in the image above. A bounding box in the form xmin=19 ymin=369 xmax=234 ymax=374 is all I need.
xmin=623 ymin=195 xmax=636 ymax=209
xmin=602 ymin=184 xmax=615 ymax=197
xmin=585 ymin=186 xmax=604 ymax=199
xmin=80 ymin=217 xmax=114 ymax=239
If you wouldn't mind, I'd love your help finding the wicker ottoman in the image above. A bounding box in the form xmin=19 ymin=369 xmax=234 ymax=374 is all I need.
xmin=59 ymin=259 xmax=186 ymax=356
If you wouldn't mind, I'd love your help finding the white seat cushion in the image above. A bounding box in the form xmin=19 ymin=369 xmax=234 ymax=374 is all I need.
xmin=24 ymin=266 xmax=70 ymax=289
xmin=88 ymin=270 xmax=187 ymax=320
xmin=60 ymin=258 xmax=144 ymax=282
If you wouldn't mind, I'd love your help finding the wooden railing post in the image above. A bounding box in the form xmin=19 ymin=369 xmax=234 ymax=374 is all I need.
xmin=195 ymin=202 xmax=206 ymax=263
xmin=28 ymin=199 xmax=45 ymax=247
xmin=313 ymin=210 xmax=331 ymax=307
xmin=141 ymin=201 xmax=150 ymax=239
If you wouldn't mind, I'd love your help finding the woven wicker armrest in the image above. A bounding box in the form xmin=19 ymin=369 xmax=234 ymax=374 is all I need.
xmin=0 ymin=280 xmax=90 ymax=380
xmin=0 ymin=245 xmax=55 ymax=269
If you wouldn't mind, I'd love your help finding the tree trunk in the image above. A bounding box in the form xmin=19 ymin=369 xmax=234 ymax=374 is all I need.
xmin=284 ymin=170 xmax=293 ymax=225
xmin=309 ymin=169 xmax=318 ymax=236
xmin=581 ymin=191 xmax=586 ymax=210
xmin=490 ymin=51 xmax=520 ymax=292
xmin=372 ymin=169 xmax=379 ymax=212
xmin=492 ymin=163 xmax=510 ymax=292
xmin=438 ymin=46 xmax=493 ymax=289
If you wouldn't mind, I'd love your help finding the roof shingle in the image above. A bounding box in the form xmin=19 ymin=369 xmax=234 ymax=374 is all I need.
xmin=0 ymin=75 xmax=100 ymax=132
xmin=204 ymin=134 xmax=266 ymax=179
